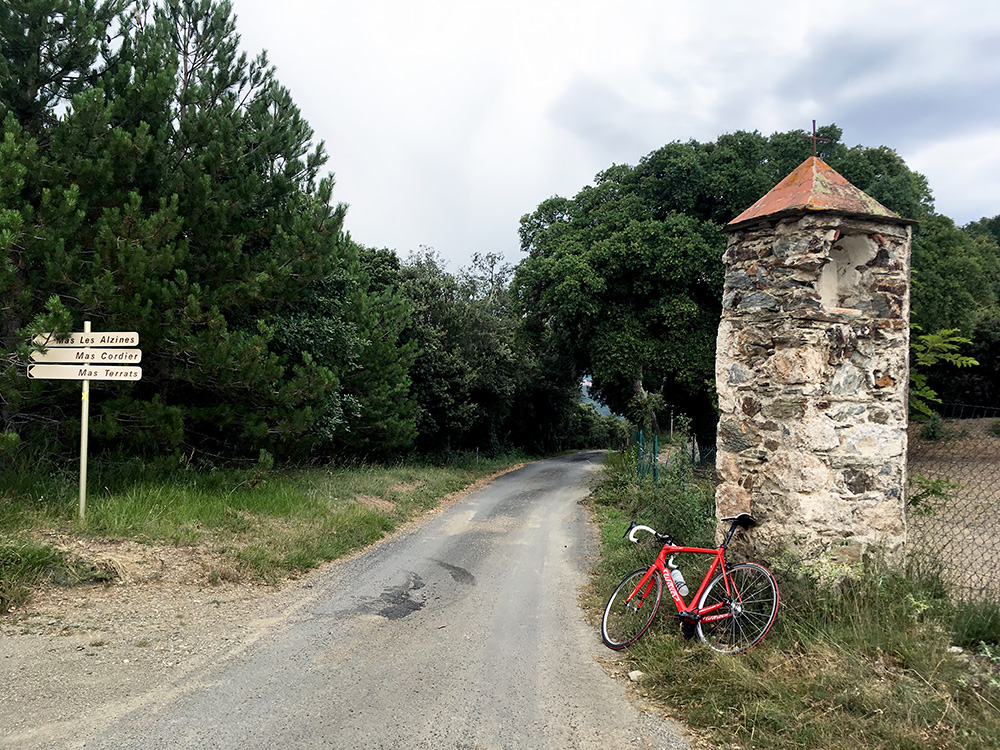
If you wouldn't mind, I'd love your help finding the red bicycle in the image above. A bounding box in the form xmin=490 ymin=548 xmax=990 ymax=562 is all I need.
xmin=601 ymin=513 xmax=779 ymax=654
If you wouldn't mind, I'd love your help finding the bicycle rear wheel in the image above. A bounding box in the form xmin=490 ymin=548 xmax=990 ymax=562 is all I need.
xmin=696 ymin=562 xmax=778 ymax=654
xmin=601 ymin=568 xmax=662 ymax=650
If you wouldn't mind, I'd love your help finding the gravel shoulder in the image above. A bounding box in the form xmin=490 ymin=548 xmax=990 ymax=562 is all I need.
xmin=0 ymin=538 xmax=305 ymax=748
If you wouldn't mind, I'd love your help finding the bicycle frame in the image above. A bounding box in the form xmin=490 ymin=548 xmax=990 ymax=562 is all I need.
xmin=627 ymin=542 xmax=734 ymax=623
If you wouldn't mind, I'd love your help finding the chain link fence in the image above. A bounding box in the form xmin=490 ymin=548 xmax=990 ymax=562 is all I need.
xmin=633 ymin=428 xmax=717 ymax=492
xmin=907 ymin=404 xmax=1000 ymax=601
xmin=633 ymin=430 xmax=660 ymax=483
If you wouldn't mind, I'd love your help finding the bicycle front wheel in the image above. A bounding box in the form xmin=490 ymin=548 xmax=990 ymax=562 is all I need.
xmin=601 ymin=568 xmax=662 ymax=650
xmin=696 ymin=562 xmax=778 ymax=654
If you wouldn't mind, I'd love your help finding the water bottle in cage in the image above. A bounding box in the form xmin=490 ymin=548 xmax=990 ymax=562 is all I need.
xmin=668 ymin=557 xmax=689 ymax=596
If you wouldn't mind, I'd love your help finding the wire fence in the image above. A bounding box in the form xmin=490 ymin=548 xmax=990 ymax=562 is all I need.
xmin=633 ymin=429 xmax=716 ymax=490
xmin=907 ymin=403 xmax=1000 ymax=602
xmin=634 ymin=430 xmax=659 ymax=484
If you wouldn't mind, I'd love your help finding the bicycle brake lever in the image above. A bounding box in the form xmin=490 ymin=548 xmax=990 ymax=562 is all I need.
xmin=623 ymin=521 xmax=637 ymax=539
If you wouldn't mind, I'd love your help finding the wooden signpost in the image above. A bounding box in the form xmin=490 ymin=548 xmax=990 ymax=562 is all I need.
xmin=30 ymin=347 xmax=142 ymax=363
xmin=27 ymin=323 xmax=142 ymax=521
xmin=27 ymin=364 xmax=143 ymax=380
xmin=30 ymin=331 xmax=139 ymax=347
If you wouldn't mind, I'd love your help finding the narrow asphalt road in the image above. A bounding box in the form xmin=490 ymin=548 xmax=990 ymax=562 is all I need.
xmin=80 ymin=451 xmax=690 ymax=749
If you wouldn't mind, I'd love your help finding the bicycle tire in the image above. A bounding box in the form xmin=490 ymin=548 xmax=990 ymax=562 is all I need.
xmin=601 ymin=568 xmax=662 ymax=650
xmin=696 ymin=562 xmax=778 ymax=654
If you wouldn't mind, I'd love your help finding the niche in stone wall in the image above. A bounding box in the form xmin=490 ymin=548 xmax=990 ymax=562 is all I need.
xmin=817 ymin=233 xmax=878 ymax=310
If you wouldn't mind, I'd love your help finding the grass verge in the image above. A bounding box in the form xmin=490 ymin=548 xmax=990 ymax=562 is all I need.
xmin=0 ymin=537 xmax=115 ymax=612
xmin=0 ymin=450 xmax=526 ymax=611
xmin=588 ymin=449 xmax=1000 ymax=750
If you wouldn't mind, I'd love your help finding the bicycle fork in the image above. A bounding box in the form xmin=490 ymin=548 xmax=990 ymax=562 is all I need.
xmin=626 ymin=573 xmax=659 ymax=612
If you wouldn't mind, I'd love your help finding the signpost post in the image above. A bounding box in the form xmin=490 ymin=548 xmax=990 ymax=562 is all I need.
xmin=79 ymin=322 xmax=90 ymax=523
xmin=27 ymin=323 xmax=142 ymax=521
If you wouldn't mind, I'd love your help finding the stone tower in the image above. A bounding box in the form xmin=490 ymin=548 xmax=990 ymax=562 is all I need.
xmin=715 ymin=156 xmax=915 ymax=563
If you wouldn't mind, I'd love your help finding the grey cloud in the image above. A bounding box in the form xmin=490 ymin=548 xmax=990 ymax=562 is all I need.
xmin=778 ymin=33 xmax=907 ymax=99
xmin=776 ymin=29 xmax=1000 ymax=148
xmin=546 ymin=75 xmax=659 ymax=159
xmin=837 ymin=87 xmax=1000 ymax=147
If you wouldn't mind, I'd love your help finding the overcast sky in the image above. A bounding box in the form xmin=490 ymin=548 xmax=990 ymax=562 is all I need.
xmin=229 ymin=0 xmax=1000 ymax=270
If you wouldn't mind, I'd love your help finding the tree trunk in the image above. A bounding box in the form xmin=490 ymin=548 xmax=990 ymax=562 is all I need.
xmin=632 ymin=373 xmax=659 ymax=434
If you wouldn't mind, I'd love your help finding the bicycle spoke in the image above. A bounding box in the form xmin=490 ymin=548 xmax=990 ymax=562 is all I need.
xmin=696 ymin=563 xmax=778 ymax=654
xmin=602 ymin=569 xmax=663 ymax=650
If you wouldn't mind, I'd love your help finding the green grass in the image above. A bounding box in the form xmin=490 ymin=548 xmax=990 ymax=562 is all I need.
xmin=0 ymin=537 xmax=115 ymax=612
xmin=588 ymin=451 xmax=1000 ymax=750
xmin=0 ymin=450 xmax=525 ymax=608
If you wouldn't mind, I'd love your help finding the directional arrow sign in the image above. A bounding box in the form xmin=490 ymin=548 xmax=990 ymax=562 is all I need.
xmin=32 ymin=331 xmax=139 ymax=347
xmin=30 ymin=348 xmax=143 ymax=364
xmin=27 ymin=364 xmax=142 ymax=381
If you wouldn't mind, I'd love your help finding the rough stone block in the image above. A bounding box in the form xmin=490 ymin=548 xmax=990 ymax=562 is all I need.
xmin=838 ymin=423 xmax=905 ymax=458
xmin=716 ymin=483 xmax=751 ymax=518
xmin=763 ymin=450 xmax=833 ymax=494
xmin=716 ymin=450 xmax=741 ymax=483
xmin=773 ymin=235 xmax=813 ymax=259
xmin=795 ymin=416 xmax=840 ymax=452
xmin=727 ymin=362 xmax=752 ymax=384
xmin=718 ymin=419 xmax=759 ymax=452
xmin=725 ymin=270 xmax=754 ymax=290
xmin=830 ymin=362 xmax=863 ymax=395
xmin=762 ymin=398 xmax=806 ymax=420
xmin=765 ymin=347 xmax=826 ymax=384
xmin=738 ymin=292 xmax=781 ymax=312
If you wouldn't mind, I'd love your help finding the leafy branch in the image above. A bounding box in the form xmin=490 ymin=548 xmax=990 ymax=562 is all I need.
xmin=907 ymin=472 xmax=960 ymax=516
xmin=909 ymin=327 xmax=978 ymax=418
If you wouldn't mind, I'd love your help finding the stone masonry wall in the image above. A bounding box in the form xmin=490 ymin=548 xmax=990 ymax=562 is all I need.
xmin=715 ymin=213 xmax=912 ymax=563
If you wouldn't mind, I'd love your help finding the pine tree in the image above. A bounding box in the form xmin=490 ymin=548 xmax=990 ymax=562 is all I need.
xmin=336 ymin=245 xmax=417 ymax=458
xmin=1 ymin=0 xmax=365 ymax=460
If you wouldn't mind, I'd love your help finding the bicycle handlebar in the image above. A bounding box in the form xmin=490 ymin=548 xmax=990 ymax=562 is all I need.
xmin=625 ymin=522 xmax=674 ymax=545
xmin=626 ymin=513 xmax=757 ymax=549
xmin=627 ymin=524 xmax=657 ymax=543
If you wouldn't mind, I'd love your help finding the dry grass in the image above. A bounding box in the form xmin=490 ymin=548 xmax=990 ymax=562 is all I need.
xmin=354 ymin=495 xmax=397 ymax=513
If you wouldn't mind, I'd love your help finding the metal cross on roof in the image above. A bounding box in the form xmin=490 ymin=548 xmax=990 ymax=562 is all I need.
xmin=798 ymin=120 xmax=832 ymax=157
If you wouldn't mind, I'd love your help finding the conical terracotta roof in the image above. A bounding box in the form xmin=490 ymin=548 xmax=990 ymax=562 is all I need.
xmin=726 ymin=156 xmax=912 ymax=230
